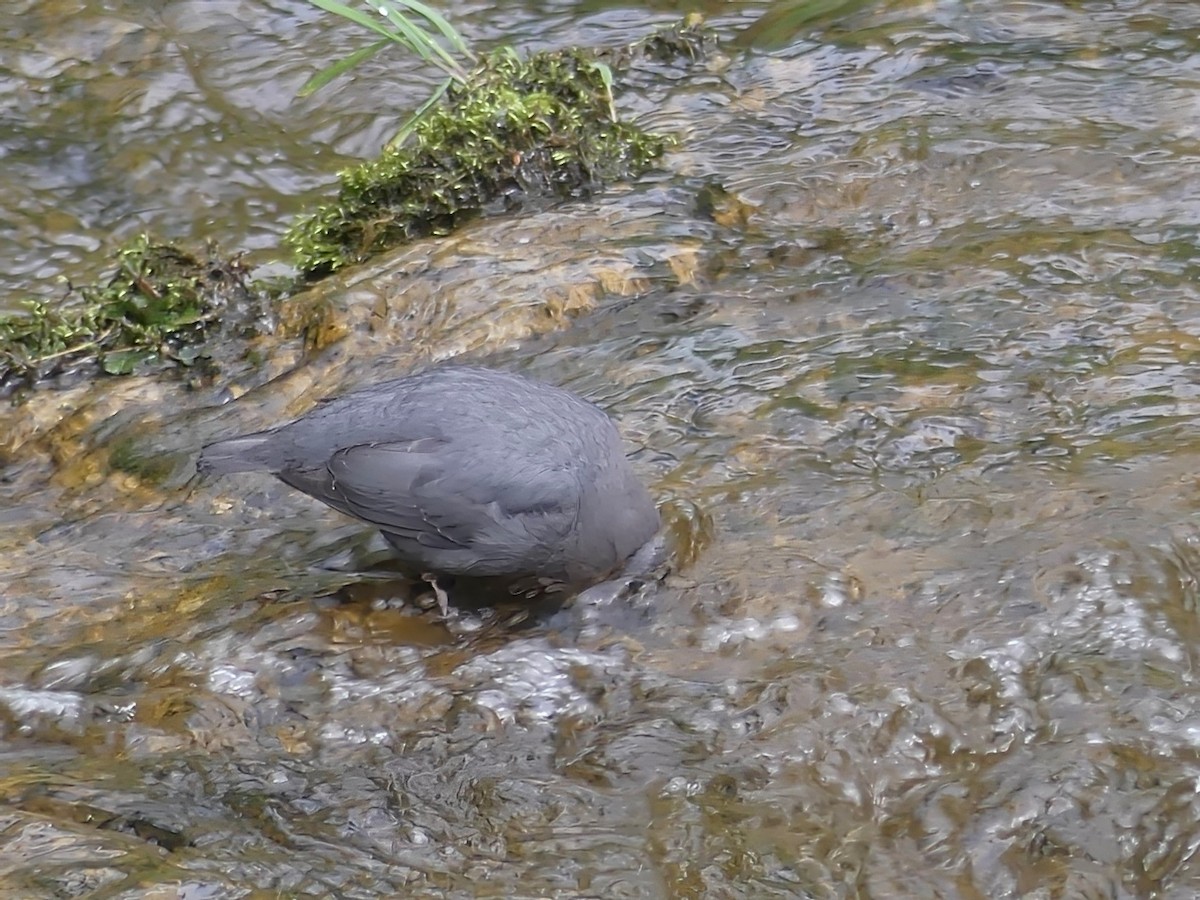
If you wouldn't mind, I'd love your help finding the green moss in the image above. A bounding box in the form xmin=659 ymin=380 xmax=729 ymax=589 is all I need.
xmin=2 ymin=21 xmax=711 ymax=394
xmin=107 ymin=435 xmax=179 ymax=484
xmin=610 ymin=14 xmax=714 ymax=64
xmin=285 ymin=46 xmax=672 ymax=277
xmin=0 ymin=235 xmax=252 ymax=394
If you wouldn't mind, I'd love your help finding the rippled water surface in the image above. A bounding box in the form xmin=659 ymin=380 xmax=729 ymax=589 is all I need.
xmin=4 ymin=0 xmax=1200 ymax=896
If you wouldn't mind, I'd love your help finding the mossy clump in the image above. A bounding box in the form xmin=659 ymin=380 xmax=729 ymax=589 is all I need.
xmin=107 ymin=435 xmax=180 ymax=485
xmin=607 ymin=14 xmax=714 ymax=65
xmin=285 ymin=47 xmax=671 ymax=277
xmin=0 ymin=235 xmax=254 ymax=395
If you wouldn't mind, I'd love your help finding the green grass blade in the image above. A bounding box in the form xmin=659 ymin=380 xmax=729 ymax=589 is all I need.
xmin=590 ymin=61 xmax=616 ymax=121
xmin=306 ymin=0 xmax=406 ymax=43
xmin=372 ymin=2 xmax=465 ymax=74
xmin=386 ymin=76 xmax=452 ymax=148
xmin=372 ymin=6 xmax=438 ymax=62
xmin=388 ymin=0 xmax=471 ymax=56
xmin=298 ymin=37 xmax=392 ymax=97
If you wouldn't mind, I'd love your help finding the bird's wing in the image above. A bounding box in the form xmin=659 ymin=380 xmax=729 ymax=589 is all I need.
xmin=317 ymin=440 xmax=580 ymax=574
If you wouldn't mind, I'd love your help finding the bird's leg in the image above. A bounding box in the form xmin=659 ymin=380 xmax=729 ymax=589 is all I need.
xmin=422 ymin=572 xmax=450 ymax=616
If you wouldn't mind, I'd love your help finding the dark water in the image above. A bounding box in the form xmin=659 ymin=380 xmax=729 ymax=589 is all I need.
xmin=3 ymin=0 xmax=1200 ymax=896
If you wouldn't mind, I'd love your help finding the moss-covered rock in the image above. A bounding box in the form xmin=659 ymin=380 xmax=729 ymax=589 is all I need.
xmin=285 ymin=47 xmax=671 ymax=277
xmin=0 ymin=21 xmax=714 ymax=394
xmin=0 ymin=236 xmax=255 ymax=395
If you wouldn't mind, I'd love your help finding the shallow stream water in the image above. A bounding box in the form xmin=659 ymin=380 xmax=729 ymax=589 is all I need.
xmin=3 ymin=0 xmax=1200 ymax=896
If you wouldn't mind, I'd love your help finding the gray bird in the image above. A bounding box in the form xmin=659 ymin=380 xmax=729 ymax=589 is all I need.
xmin=197 ymin=365 xmax=661 ymax=613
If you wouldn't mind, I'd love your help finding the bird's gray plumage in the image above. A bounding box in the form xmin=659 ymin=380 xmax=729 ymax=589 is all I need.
xmin=198 ymin=366 xmax=660 ymax=600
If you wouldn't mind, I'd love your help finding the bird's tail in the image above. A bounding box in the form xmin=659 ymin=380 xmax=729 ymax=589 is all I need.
xmin=196 ymin=432 xmax=275 ymax=475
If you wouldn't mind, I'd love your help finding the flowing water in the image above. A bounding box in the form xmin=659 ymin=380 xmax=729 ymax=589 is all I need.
xmin=3 ymin=0 xmax=1200 ymax=896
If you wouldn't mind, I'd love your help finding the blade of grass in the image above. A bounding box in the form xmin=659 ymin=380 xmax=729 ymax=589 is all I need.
xmin=590 ymin=61 xmax=616 ymax=122
xmin=383 ymin=0 xmax=472 ymax=56
xmin=372 ymin=1 xmax=466 ymax=76
xmin=386 ymin=76 xmax=452 ymax=148
xmin=298 ymin=37 xmax=392 ymax=97
xmin=306 ymin=0 xmax=406 ymax=42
